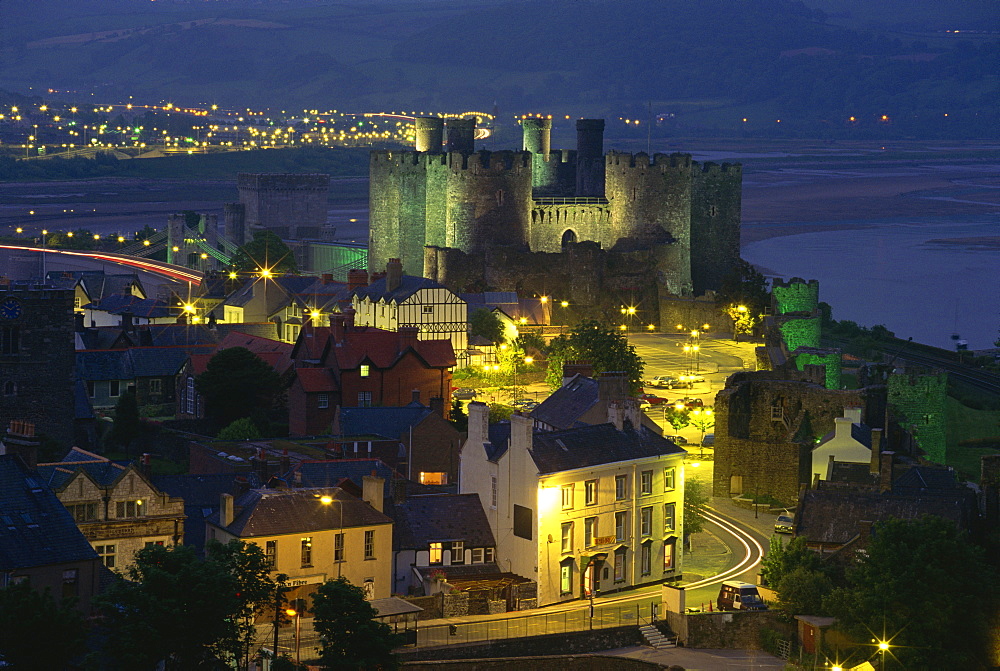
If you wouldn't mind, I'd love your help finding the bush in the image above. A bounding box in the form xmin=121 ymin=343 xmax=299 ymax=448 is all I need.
xmin=217 ymin=418 xmax=262 ymax=441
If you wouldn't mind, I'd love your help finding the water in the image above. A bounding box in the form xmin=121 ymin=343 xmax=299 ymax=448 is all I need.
xmin=743 ymin=215 xmax=1000 ymax=350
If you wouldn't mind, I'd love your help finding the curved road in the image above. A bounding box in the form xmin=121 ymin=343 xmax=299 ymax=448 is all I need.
xmin=0 ymin=244 xmax=203 ymax=284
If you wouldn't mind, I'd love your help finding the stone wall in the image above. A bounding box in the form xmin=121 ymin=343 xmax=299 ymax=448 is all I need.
xmin=397 ymin=626 xmax=643 ymax=663
xmin=665 ymin=610 xmax=793 ymax=650
xmin=772 ymin=278 xmax=819 ymax=315
xmin=888 ymin=371 xmax=948 ymax=463
xmin=658 ymin=294 xmax=731 ymax=335
xmin=690 ymin=163 xmax=742 ymax=295
xmin=236 ymin=173 xmax=329 ymax=241
xmin=402 ymin=655 xmax=669 ymax=670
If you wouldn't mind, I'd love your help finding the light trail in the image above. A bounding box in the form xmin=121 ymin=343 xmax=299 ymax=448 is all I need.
xmin=0 ymin=244 xmax=203 ymax=285
xmin=682 ymin=506 xmax=765 ymax=590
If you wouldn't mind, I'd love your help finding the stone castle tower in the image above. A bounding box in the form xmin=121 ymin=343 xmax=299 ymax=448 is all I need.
xmin=225 ymin=173 xmax=332 ymax=244
xmin=369 ymin=117 xmax=741 ymax=296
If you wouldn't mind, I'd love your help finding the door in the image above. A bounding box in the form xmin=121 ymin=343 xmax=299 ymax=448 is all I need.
xmin=730 ymin=475 xmax=743 ymax=497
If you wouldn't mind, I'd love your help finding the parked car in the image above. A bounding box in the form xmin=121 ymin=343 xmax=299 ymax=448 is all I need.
xmin=670 ymin=435 xmax=689 ymax=445
xmin=637 ymin=393 xmax=669 ymax=406
xmin=452 ymin=388 xmax=478 ymax=400
xmin=774 ymin=513 xmax=794 ymax=534
xmin=701 ymin=433 xmax=715 ymax=447
xmin=679 ymin=397 xmax=705 ymax=409
xmin=511 ymin=398 xmax=538 ymax=410
xmin=717 ymin=581 xmax=768 ymax=611
xmin=646 ymin=375 xmax=682 ymax=389
xmin=677 ymin=374 xmax=705 ymax=386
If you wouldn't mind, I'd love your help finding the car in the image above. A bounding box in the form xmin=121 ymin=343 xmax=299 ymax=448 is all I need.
xmin=452 ymin=388 xmax=478 ymax=400
xmin=701 ymin=433 xmax=715 ymax=447
xmin=511 ymin=398 xmax=538 ymax=410
xmin=670 ymin=435 xmax=689 ymax=445
xmin=677 ymin=374 xmax=705 ymax=386
xmin=774 ymin=513 xmax=794 ymax=534
xmin=678 ymin=397 xmax=705 ymax=409
xmin=637 ymin=393 xmax=669 ymax=406
xmin=646 ymin=375 xmax=682 ymax=389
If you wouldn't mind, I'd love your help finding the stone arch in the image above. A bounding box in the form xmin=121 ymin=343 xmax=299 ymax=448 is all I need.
xmin=561 ymin=229 xmax=577 ymax=250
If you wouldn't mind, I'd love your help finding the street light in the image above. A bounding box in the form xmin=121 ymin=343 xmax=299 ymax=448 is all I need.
xmin=285 ymin=605 xmax=301 ymax=665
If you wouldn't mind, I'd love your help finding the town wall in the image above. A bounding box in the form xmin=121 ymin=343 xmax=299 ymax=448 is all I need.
xmin=888 ymin=371 xmax=948 ymax=463
xmin=772 ymin=278 xmax=820 ymax=314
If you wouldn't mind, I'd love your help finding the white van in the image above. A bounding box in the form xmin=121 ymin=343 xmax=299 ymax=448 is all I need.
xmin=717 ymin=581 xmax=767 ymax=611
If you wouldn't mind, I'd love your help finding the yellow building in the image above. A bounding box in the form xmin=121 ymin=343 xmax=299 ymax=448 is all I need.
xmin=206 ymin=479 xmax=393 ymax=601
xmin=461 ymin=402 xmax=686 ymax=606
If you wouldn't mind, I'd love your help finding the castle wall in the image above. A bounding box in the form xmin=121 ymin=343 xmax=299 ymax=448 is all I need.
xmin=224 ymin=202 xmax=247 ymax=245
xmin=528 ymin=201 xmax=611 ymax=253
xmin=887 ymin=371 xmax=947 ymax=463
xmin=531 ymin=151 xmax=576 ymax=197
xmin=445 ymin=151 xmax=532 ymax=254
xmin=236 ymin=173 xmax=330 ymax=240
xmin=691 ymin=163 xmax=742 ymax=294
xmin=772 ymin=278 xmax=820 ymax=315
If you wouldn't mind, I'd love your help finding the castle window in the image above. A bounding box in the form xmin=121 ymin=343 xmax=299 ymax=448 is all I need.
xmin=2 ymin=381 xmax=15 ymax=396
xmin=632 ymin=187 xmax=637 ymax=201
xmin=709 ymin=205 xmax=718 ymax=217
xmin=495 ymin=190 xmax=505 ymax=206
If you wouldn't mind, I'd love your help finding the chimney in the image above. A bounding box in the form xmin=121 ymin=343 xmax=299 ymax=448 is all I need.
xmin=386 ymin=258 xmax=403 ymax=293
xmin=347 ymin=268 xmax=369 ymax=292
xmin=363 ymin=473 xmax=384 ymax=512
xmin=598 ymin=371 xmax=628 ymax=403
xmin=321 ymin=273 xmax=333 ymax=285
xmin=826 ymin=454 xmax=836 ymax=480
xmin=393 ymin=477 xmax=408 ymax=505
xmin=411 ymin=389 xmax=421 ymax=404
xmin=74 ymin=312 xmax=85 ymax=333
xmin=843 ymin=406 xmax=862 ymax=423
xmin=342 ymin=307 xmax=356 ymax=330
xmin=220 ymin=493 xmax=234 ymax=527
xmin=330 ymin=313 xmax=346 ymax=343
xmin=398 ymin=327 xmax=419 ymax=353
xmin=370 ymin=270 xmax=386 ymax=284
xmin=233 ymin=476 xmax=251 ymax=496
xmin=879 ymin=451 xmax=895 ymax=492
xmin=121 ymin=312 xmax=134 ymax=333
xmin=857 ymin=520 xmax=874 ymax=544
xmin=141 ymin=453 xmax=152 ymax=479
xmin=869 ymin=428 xmax=883 ymax=474
xmin=429 ymin=396 xmax=445 ymax=418
xmin=562 ymin=361 xmax=593 ymax=385
xmin=280 ymin=448 xmax=291 ymax=476
xmin=608 ymin=401 xmax=624 ymax=431
xmin=834 ymin=416 xmax=852 ymax=438
xmin=467 ymin=402 xmax=490 ymax=449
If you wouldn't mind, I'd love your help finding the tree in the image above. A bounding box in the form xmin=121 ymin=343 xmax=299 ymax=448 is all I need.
xmin=759 ymin=535 xmax=823 ymax=588
xmin=826 ymin=517 xmax=997 ymax=669
xmin=663 ymin=405 xmax=690 ymax=434
xmin=0 ymin=581 xmax=87 ymax=670
xmin=310 ymin=577 xmax=399 ymax=671
xmin=468 ymin=308 xmax=505 ymax=344
xmin=231 ymin=230 xmax=298 ymax=274
xmin=718 ymin=259 xmax=767 ymax=340
xmin=111 ymin=386 xmax=142 ymax=454
xmin=775 ymin=566 xmax=831 ymax=617
xmin=683 ymin=479 xmax=709 ymax=550
xmin=217 ymin=417 xmax=263 ymax=441
xmin=195 ymin=347 xmax=283 ymax=424
xmin=545 ymin=320 xmax=644 ymax=393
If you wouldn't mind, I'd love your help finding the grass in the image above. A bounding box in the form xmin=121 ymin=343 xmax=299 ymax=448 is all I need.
xmin=945 ymin=397 xmax=1000 ymax=480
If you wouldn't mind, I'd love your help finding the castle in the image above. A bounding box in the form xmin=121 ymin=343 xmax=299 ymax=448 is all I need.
xmin=369 ymin=117 xmax=742 ymax=307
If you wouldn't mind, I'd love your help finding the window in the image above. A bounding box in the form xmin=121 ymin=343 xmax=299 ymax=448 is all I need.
xmin=561 ymin=522 xmax=573 ymax=554
xmin=144 ymin=541 xmax=164 ymax=548
xmin=640 ymin=542 xmax=652 ymax=576
xmin=429 ymin=542 xmax=443 ymax=564
xmin=95 ymin=544 xmax=116 ymax=568
xmin=357 ymin=391 xmax=372 ymax=407
xmin=3 ymin=380 xmax=16 ymax=396
xmin=709 ymin=204 xmax=718 ymax=217
xmin=334 ymin=533 xmax=344 ymax=563
xmin=74 ymin=296 xmax=82 ymax=309
xmin=560 ymin=561 xmax=573 ymax=595
xmin=364 ymin=530 xmax=375 ymax=559
xmin=615 ymin=474 xmax=627 ymax=500
xmin=265 ymin=540 xmax=277 ymax=569
xmin=149 ymin=378 xmax=162 ymax=395
xmin=360 ymin=364 xmax=370 ymax=377
xmin=87 ymin=381 xmax=95 ymax=398
xmin=484 ymin=548 xmax=495 ymax=563
xmin=640 ymin=470 xmax=653 ymax=495
xmin=584 ymin=517 xmax=597 ymax=547
xmin=301 ymin=537 xmax=313 ymax=567
xmin=185 ymin=377 xmax=196 ymax=414
xmin=664 ymin=538 xmax=677 ymax=571
xmin=664 ymin=503 xmax=676 ymax=532
xmin=419 ymin=472 xmax=447 ymax=485
xmin=585 ymin=479 xmax=597 ymax=506
xmin=318 ymin=393 xmax=329 ymax=409
xmin=614 ymin=550 xmax=626 ymax=582
xmin=422 ymin=305 xmax=434 ymax=314
xmin=62 ymin=569 xmax=78 ymax=599
xmin=68 ymin=503 xmax=98 ymax=522
xmin=109 ymin=380 xmax=120 ymax=397
xmin=115 ymin=500 xmax=144 ymax=518
xmin=513 ymin=505 xmax=533 ymax=540
xmin=615 ymin=511 xmax=627 ymax=542
xmin=1 ymin=326 xmax=19 ymax=355
xmin=490 ymin=477 xmax=498 ymax=508
xmin=561 ymin=484 xmax=574 ymax=510
xmin=449 ymin=541 xmax=464 ymax=564
xmin=663 ymin=467 xmax=676 ymax=491
xmin=640 ymin=506 xmax=653 ymax=537
xmin=472 ymin=547 xmax=484 ymax=564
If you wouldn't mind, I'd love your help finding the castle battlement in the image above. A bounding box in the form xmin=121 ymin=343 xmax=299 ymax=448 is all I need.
xmin=699 ymin=162 xmax=742 ymax=175
xmin=236 ymin=173 xmax=330 ymax=191
xmin=605 ymin=151 xmax=694 ymax=170
xmin=449 ymin=150 xmax=532 ymax=173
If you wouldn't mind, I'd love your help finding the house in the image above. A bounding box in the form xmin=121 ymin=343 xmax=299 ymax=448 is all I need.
xmin=387 ymin=493 xmax=498 ymax=596
xmin=531 ymin=372 xmax=663 ymax=436
xmin=215 ymin=274 xmax=317 ymax=343
xmin=460 ymin=401 xmax=686 ymax=606
xmin=82 ymin=294 xmax=175 ymax=328
xmin=207 ymin=481 xmax=393 ymax=604
xmin=287 ymin=314 xmax=455 ymax=436
xmin=352 ymin=259 xmax=469 ymax=366
xmin=45 ymin=270 xmax=146 ymax=312
xmin=461 ymin=291 xmax=551 ymax=367
xmin=332 ymin=400 xmax=462 ymax=485
xmin=810 ymin=407 xmax=883 ymax=484
xmin=0 ymin=453 xmax=104 ymax=611
xmin=152 ymin=472 xmax=265 ymax=551
xmin=36 ymin=448 xmax=187 ymax=572
xmin=77 ymin=345 xmax=214 ymax=412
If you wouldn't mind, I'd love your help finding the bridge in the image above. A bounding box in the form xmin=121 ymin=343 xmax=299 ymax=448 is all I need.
xmin=0 ymin=244 xmax=204 ymax=285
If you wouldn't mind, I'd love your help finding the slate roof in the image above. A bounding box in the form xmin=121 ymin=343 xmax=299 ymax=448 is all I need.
xmin=85 ymin=294 xmax=172 ymax=319
xmin=892 ymin=465 xmax=965 ymax=492
xmin=388 ymin=493 xmax=495 ymax=550
xmin=47 ymin=271 xmax=145 ymax=301
xmin=225 ymin=276 xmax=317 ymax=312
xmin=215 ymin=487 xmax=392 ymax=537
xmin=76 ymin=350 xmax=131 ymax=381
xmin=816 ymin=421 xmax=873 ymax=449
xmin=530 ymin=374 xmax=600 ymax=430
xmin=354 ymin=274 xmax=447 ymax=303
xmin=0 ymin=455 xmax=99 ymax=571
xmin=216 ymin=331 xmax=293 ymax=374
xmin=337 ymin=404 xmax=433 ymax=440
xmin=289 ymin=459 xmax=402 ymax=497
xmin=293 ymin=279 xmax=354 ymax=313
xmin=152 ymin=473 xmax=264 ymax=549
xmin=77 ymin=327 xmax=134 ymax=351
xmin=530 ymin=423 xmax=685 ymax=475
xmin=143 ymin=322 xmax=279 ymax=347
xmin=485 ymin=422 xmax=511 ymax=462
xmin=77 ymin=346 xmax=212 ymax=381
xmin=37 ymin=448 xmax=133 ymax=490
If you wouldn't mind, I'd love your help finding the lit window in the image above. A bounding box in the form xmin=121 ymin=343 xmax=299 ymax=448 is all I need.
xmin=584 ymin=517 xmax=597 ymax=547
xmin=663 ymin=467 xmax=676 ymax=491
xmin=561 ymin=522 xmax=573 ymax=554
xmin=640 ymin=506 xmax=653 ymax=537
xmin=450 ymin=541 xmax=464 ymax=564
xmin=560 ymin=560 xmax=573 ymax=595
xmin=615 ymin=511 xmax=627 ymax=542
xmin=301 ymin=537 xmax=312 ymax=567
xmin=484 ymin=548 xmax=495 ymax=562
xmin=334 ymin=533 xmax=344 ymax=563
xmin=561 ymin=484 xmax=574 ymax=510
xmin=364 ymin=530 xmax=375 ymax=559
xmin=419 ymin=472 xmax=447 ymax=485
xmin=265 ymin=540 xmax=277 ymax=569
xmin=422 ymin=305 xmax=433 ymax=314
xmin=615 ymin=474 xmax=627 ymax=500
xmin=360 ymin=364 xmax=370 ymax=377
xmin=68 ymin=503 xmax=98 ymax=522
xmin=664 ymin=538 xmax=676 ymax=571
xmin=429 ymin=542 xmax=443 ymax=564
xmin=585 ymin=479 xmax=597 ymax=505
xmin=640 ymin=470 xmax=653 ymax=495
xmin=318 ymin=393 xmax=329 ymax=409
xmin=664 ymin=503 xmax=676 ymax=532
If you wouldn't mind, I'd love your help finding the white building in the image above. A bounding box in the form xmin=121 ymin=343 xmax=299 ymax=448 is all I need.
xmin=460 ymin=401 xmax=686 ymax=606
xmin=352 ymin=259 xmax=469 ymax=365
xmin=810 ymin=407 xmax=882 ymax=483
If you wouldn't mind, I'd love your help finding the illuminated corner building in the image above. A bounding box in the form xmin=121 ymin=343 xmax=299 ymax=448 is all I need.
xmin=36 ymin=448 xmax=186 ymax=573
xmin=460 ymin=402 xmax=686 ymax=607
xmin=207 ymin=481 xmax=393 ymax=603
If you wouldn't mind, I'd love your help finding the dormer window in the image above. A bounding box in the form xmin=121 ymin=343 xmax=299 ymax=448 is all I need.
xmin=360 ymin=364 xmax=370 ymax=377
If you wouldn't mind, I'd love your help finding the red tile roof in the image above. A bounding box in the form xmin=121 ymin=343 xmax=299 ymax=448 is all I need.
xmin=296 ymin=368 xmax=338 ymax=393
